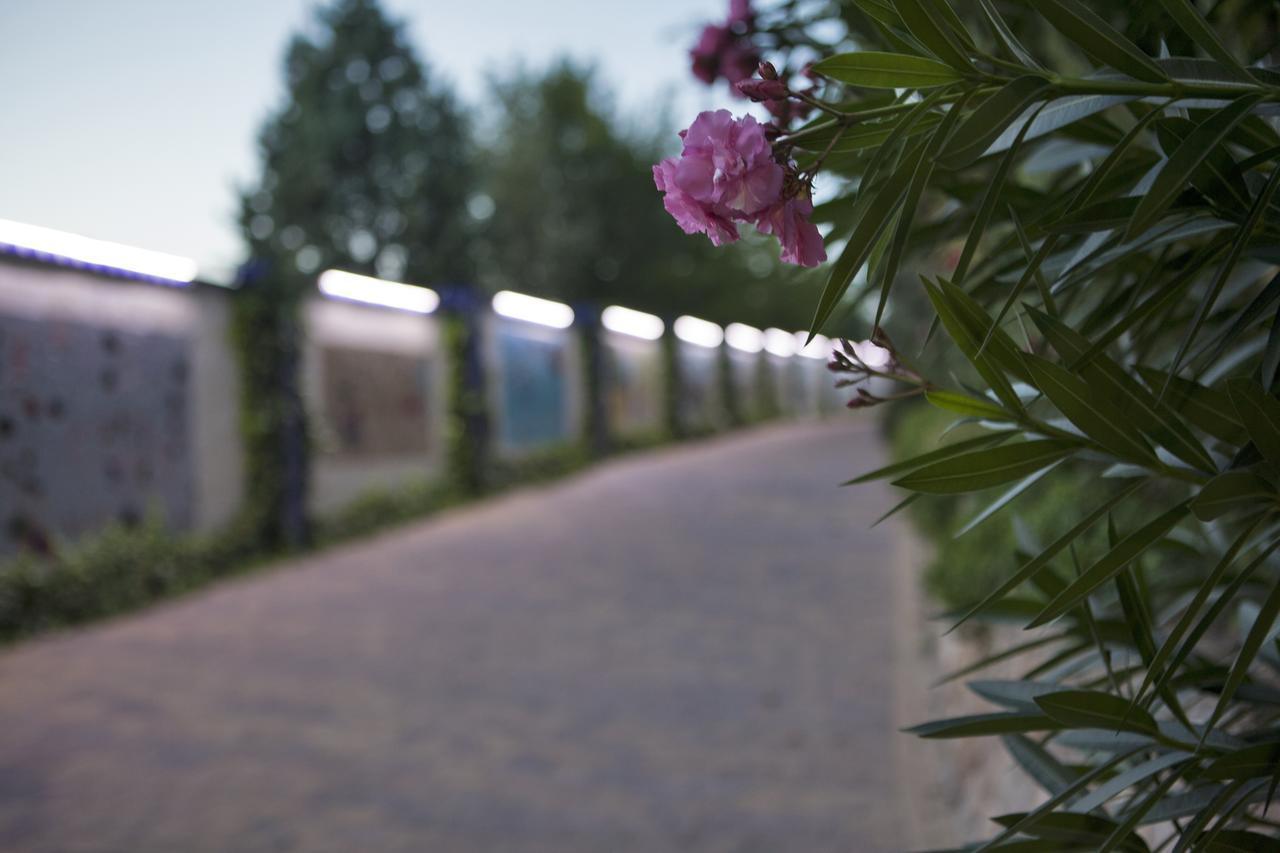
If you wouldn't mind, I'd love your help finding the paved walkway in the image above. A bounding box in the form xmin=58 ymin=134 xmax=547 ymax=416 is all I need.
xmin=0 ymin=419 xmax=906 ymax=852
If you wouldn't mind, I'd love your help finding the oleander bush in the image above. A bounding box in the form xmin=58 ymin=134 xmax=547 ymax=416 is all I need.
xmin=665 ymin=0 xmax=1280 ymax=846
xmin=890 ymin=403 xmax=1110 ymax=614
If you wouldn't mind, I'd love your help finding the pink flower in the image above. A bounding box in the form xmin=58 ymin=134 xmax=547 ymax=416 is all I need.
xmin=655 ymin=109 xmax=826 ymax=267
xmin=690 ymin=24 xmax=758 ymax=87
xmin=653 ymin=158 xmax=739 ymax=246
xmin=675 ymin=110 xmax=783 ymax=217
xmin=728 ymin=0 xmax=755 ymax=27
xmin=754 ymin=190 xmax=827 ymax=268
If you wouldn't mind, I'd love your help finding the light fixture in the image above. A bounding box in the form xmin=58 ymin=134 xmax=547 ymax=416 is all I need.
xmin=764 ymin=327 xmax=797 ymax=357
xmin=725 ymin=322 xmax=764 ymax=353
xmin=673 ymin=315 xmax=724 ymax=348
xmin=601 ymin=305 xmax=664 ymax=340
xmin=492 ymin=290 xmax=575 ymax=329
xmin=793 ymin=331 xmax=832 ymax=360
xmin=0 ymin=218 xmax=197 ymax=284
xmin=318 ymin=269 xmax=439 ymax=313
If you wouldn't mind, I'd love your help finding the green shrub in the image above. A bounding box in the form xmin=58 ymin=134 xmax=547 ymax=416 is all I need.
xmin=668 ymin=0 xmax=1280 ymax=843
xmin=889 ymin=404 xmax=1109 ymax=613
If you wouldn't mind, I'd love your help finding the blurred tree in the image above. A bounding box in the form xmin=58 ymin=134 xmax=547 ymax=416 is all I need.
xmin=240 ymin=0 xmax=475 ymax=285
xmin=476 ymin=60 xmax=820 ymax=330
xmin=234 ymin=0 xmax=475 ymax=549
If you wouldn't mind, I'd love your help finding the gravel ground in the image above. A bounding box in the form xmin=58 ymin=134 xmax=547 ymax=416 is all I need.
xmin=0 ymin=418 xmax=909 ymax=852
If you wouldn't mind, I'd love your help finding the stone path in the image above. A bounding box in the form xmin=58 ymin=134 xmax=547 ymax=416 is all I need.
xmin=0 ymin=419 xmax=908 ymax=852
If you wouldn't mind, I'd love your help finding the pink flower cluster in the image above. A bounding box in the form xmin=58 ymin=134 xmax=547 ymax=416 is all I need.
xmin=690 ymin=0 xmax=759 ymax=87
xmin=653 ymin=110 xmax=826 ymax=268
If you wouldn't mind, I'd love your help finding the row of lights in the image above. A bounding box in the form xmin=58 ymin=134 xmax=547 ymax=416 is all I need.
xmin=321 ymin=269 xmax=831 ymax=359
xmin=0 ymin=219 xmax=831 ymax=360
xmin=0 ymin=218 xmax=199 ymax=284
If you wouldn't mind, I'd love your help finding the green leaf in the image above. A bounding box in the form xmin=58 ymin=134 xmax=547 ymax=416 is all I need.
xmin=1127 ymin=95 xmax=1263 ymax=240
xmin=923 ymin=277 xmax=1024 ymax=411
xmin=1205 ymin=572 xmax=1280 ymax=739
xmin=940 ymin=76 xmax=1053 ymax=169
xmin=1204 ymin=743 xmax=1280 ymax=781
xmin=1154 ymin=0 xmax=1249 ymax=76
xmin=992 ymin=810 xmax=1146 ymax=852
xmin=813 ymin=51 xmax=961 ymax=88
xmin=1021 ymin=354 xmax=1156 ymax=463
xmin=1136 ymin=519 xmax=1266 ymax=708
xmin=1154 ymin=116 xmax=1252 ymax=214
xmin=792 ymin=112 xmax=942 ymax=156
xmin=906 ymin=711 xmax=1062 ymax=738
xmin=851 ymin=0 xmax=903 ymax=29
xmin=1137 ymin=367 xmax=1246 ymax=445
xmin=1002 ymin=734 xmax=1077 ymax=795
xmin=892 ymin=439 xmax=1078 ymax=494
xmin=1037 ymin=0 xmax=1168 ymax=83
xmin=931 ymin=276 xmax=1034 ymax=384
xmin=842 ymin=430 xmax=1010 ymax=485
xmin=972 ymin=679 xmax=1064 ymax=712
xmin=955 ymin=461 xmax=1061 ymax=537
xmin=1163 ymin=163 xmax=1280 ymax=387
xmin=1264 ymin=303 xmax=1280 ymax=392
xmin=1228 ymin=378 xmax=1280 ymax=462
xmin=1191 ymin=470 xmax=1276 ymax=521
xmin=1028 ymin=502 xmax=1190 ymax=628
xmin=1071 ymin=752 xmax=1193 ymax=812
xmin=925 ymin=390 xmax=1011 ymax=420
xmin=978 ymin=748 xmax=1145 ymax=852
xmin=894 ymin=0 xmax=975 ymax=71
xmin=872 ymin=89 xmax=958 ymax=325
xmin=1207 ymin=830 xmax=1280 ymax=853
xmin=976 ymin=0 xmax=1043 ymax=69
xmin=947 ymin=482 xmax=1142 ymax=633
xmin=1034 ymin=689 xmax=1158 ymax=735
xmin=953 ymin=99 xmax=1046 ymax=286
xmin=1029 ymin=311 xmax=1216 ymax=474
xmin=1098 ymin=770 xmax=1176 ymax=853
xmin=1151 ymin=542 xmax=1280 ymax=722
xmin=808 ymin=135 xmax=929 ymax=338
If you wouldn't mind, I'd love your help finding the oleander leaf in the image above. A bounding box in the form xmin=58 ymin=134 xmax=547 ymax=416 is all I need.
xmin=892 ymin=439 xmax=1078 ymax=494
xmin=1038 ymin=0 xmax=1167 ymax=83
xmin=813 ymin=51 xmax=961 ymax=88
xmin=940 ymin=76 xmax=1053 ymax=169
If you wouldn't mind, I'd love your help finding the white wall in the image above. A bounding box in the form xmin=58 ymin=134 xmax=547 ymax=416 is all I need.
xmin=0 ymin=258 xmax=244 ymax=533
xmin=301 ymin=296 xmax=448 ymax=516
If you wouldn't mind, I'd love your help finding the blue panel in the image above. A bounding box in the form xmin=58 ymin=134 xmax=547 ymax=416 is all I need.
xmin=497 ymin=331 xmax=566 ymax=450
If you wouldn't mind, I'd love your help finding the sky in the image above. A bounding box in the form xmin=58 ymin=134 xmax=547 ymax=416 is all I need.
xmin=0 ymin=0 xmax=733 ymax=283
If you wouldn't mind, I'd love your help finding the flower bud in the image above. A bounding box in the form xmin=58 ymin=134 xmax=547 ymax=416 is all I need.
xmin=735 ymin=78 xmax=790 ymax=102
xmin=758 ymin=61 xmax=778 ymax=80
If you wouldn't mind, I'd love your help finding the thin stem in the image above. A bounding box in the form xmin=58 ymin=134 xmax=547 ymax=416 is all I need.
xmin=1049 ymin=74 xmax=1280 ymax=103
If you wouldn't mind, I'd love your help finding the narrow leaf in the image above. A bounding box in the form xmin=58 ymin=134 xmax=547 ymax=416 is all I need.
xmin=940 ymin=76 xmax=1053 ymax=169
xmin=813 ymin=51 xmax=961 ymax=88
xmin=1029 ymin=502 xmax=1190 ymax=628
xmin=842 ymin=430 xmax=1010 ymax=484
xmin=925 ymin=390 xmax=1011 ymax=420
xmin=1038 ymin=0 xmax=1168 ymax=83
xmin=1228 ymin=377 xmax=1280 ymax=462
xmin=1127 ymin=95 xmax=1263 ymax=240
xmin=906 ymin=711 xmax=1062 ymax=738
xmin=948 ymin=482 xmax=1142 ymax=632
xmin=1034 ymin=689 xmax=1158 ymax=735
xmin=892 ymin=439 xmax=1078 ymax=494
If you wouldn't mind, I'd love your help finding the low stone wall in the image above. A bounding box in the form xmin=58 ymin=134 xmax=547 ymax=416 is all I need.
xmin=892 ymin=531 xmax=1042 ymax=848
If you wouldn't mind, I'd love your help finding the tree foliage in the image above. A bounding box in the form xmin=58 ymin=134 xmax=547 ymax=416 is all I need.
xmin=679 ymin=0 xmax=1280 ymax=845
xmin=240 ymin=0 xmax=476 ymax=286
